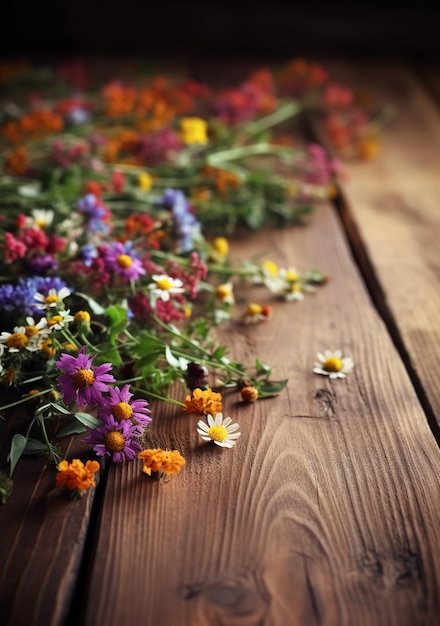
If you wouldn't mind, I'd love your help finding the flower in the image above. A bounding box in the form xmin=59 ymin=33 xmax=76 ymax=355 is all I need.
xmin=138 ymin=448 xmax=186 ymax=476
xmin=0 ymin=325 xmax=42 ymax=352
xmin=180 ymin=117 xmax=208 ymax=144
xmin=240 ymin=385 xmax=259 ymax=402
xmin=148 ymin=274 xmax=184 ymax=305
xmin=104 ymin=242 xmax=146 ymax=281
xmin=216 ymin=282 xmax=234 ymax=304
xmin=185 ymin=362 xmax=209 ymax=391
xmin=184 ymin=387 xmax=222 ymax=415
xmin=84 ymin=416 xmax=142 ymax=462
xmin=197 ymin=412 xmax=241 ymax=448
xmin=56 ymin=346 xmax=115 ymax=407
xmin=138 ymin=171 xmax=153 ymax=191
xmin=243 ymin=302 xmax=272 ymax=324
xmin=313 ymin=349 xmax=354 ymax=379
xmin=33 ymin=286 xmax=71 ymax=310
xmin=56 ymin=458 xmax=100 ymax=495
xmin=98 ymin=384 xmax=152 ymax=432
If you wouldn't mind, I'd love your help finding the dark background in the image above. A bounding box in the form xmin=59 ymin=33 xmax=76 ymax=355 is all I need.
xmin=2 ymin=2 xmax=440 ymax=63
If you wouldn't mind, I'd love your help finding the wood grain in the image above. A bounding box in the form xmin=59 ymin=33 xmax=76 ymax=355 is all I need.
xmin=310 ymin=60 xmax=440 ymax=430
xmin=0 ymin=410 xmax=100 ymax=626
xmin=80 ymin=201 xmax=440 ymax=626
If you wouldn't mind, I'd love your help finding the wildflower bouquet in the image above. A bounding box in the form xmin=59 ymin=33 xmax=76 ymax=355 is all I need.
xmin=0 ymin=58 xmax=385 ymax=493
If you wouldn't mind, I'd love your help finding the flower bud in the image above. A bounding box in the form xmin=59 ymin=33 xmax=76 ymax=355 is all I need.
xmin=240 ymin=386 xmax=259 ymax=402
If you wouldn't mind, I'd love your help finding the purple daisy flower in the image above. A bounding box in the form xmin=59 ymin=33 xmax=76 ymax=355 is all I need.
xmin=84 ymin=415 xmax=142 ymax=462
xmin=56 ymin=346 xmax=115 ymax=407
xmin=98 ymin=384 xmax=152 ymax=433
xmin=104 ymin=242 xmax=146 ymax=281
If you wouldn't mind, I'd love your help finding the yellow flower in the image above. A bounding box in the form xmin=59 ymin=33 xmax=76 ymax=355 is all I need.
xmin=184 ymin=387 xmax=222 ymax=415
xmin=180 ymin=117 xmax=208 ymax=145
xmin=216 ymin=282 xmax=234 ymax=304
xmin=212 ymin=237 xmax=229 ymax=258
xmin=138 ymin=172 xmax=153 ymax=191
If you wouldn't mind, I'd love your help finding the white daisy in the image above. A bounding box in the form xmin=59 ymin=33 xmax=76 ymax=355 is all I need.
xmin=148 ymin=274 xmax=184 ymax=306
xmin=46 ymin=310 xmax=75 ymax=332
xmin=25 ymin=209 xmax=54 ymax=230
xmin=313 ymin=350 xmax=354 ymax=379
xmin=0 ymin=326 xmax=41 ymax=352
xmin=33 ymin=287 xmax=71 ymax=310
xmin=197 ymin=412 xmax=241 ymax=448
xmin=216 ymin=282 xmax=234 ymax=304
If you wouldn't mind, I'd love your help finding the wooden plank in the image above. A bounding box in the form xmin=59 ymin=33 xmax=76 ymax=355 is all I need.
xmin=310 ymin=60 xmax=440 ymax=430
xmin=79 ymin=200 xmax=440 ymax=626
xmin=0 ymin=411 xmax=100 ymax=626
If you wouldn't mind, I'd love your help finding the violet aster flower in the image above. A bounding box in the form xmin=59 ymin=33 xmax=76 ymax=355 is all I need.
xmin=98 ymin=384 xmax=152 ymax=433
xmin=56 ymin=346 xmax=115 ymax=407
xmin=84 ymin=415 xmax=142 ymax=462
xmin=104 ymin=241 xmax=146 ymax=281
xmin=159 ymin=188 xmax=201 ymax=252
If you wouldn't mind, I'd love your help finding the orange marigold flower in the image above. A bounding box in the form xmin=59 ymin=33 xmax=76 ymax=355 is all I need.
xmin=56 ymin=458 xmax=100 ymax=494
xmin=184 ymin=387 xmax=223 ymax=415
xmin=139 ymin=448 xmax=185 ymax=476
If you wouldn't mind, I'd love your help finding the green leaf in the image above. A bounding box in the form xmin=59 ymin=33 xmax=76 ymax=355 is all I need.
xmin=106 ymin=305 xmax=128 ymax=343
xmin=8 ymin=434 xmax=27 ymax=476
xmin=165 ymin=346 xmax=189 ymax=370
xmin=49 ymin=402 xmax=72 ymax=415
xmin=24 ymin=438 xmax=50 ymax=454
xmin=255 ymin=359 xmax=272 ymax=375
xmin=76 ymin=291 xmax=106 ymax=315
xmin=57 ymin=422 xmax=88 ymax=437
xmin=93 ymin=346 xmax=122 ymax=366
xmin=258 ymin=379 xmax=288 ymax=398
xmin=74 ymin=412 xmax=102 ymax=429
xmin=211 ymin=346 xmax=227 ymax=360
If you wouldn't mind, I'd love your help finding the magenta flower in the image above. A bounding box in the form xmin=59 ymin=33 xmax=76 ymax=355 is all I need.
xmin=84 ymin=416 xmax=142 ymax=462
xmin=98 ymin=384 xmax=152 ymax=433
xmin=104 ymin=242 xmax=146 ymax=281
xmin=56 ymin=346 xmax=115 ymax=407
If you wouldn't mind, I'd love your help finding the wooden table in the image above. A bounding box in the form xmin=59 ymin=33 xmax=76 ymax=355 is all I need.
xmin=1 ymin=57 xmax=440 ymax=626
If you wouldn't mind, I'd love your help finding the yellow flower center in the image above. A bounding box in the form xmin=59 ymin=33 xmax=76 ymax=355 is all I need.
xmin=72 ymin=368 xmax=95 ymax=388
xmin=74 ymin=310 xmax=91 ymax=323
xmin=25 ymin=325 xmax=39 ymax=337
xmin=104 ymin=431 xmax=125 ymax=452
xmin=323 ymin=357 xmax=343 ymax=373
xmin=286 ymin=270 xmax=298 ymax=281
xmin=48 ymin=315 xmax=63 ymax=327
xmin=263 ymin=260 xmax=278 ymax=276
xmin=42 ymin=339 xmax=56 ymax=357
xmin=216 ymin=284 xmax=232 ymax=299
xmin=290 ymin=283 xmax=301 ymax=292
xmin=207 ymin=425 xmax=228 ymax=443
xmin=247 ymin=302 xmax=262 ymax=316
xmin=112 ymin=401 xmax=133 ymax=421
xmin=45 ymin=294 xmax=59 ymax=305
xmin=212 ymin=237 xmax=229 ymax=257
xmin=156 ymin=278 xmax=173 ymax=290
xmin=117 ymin=254 xmax=133 ymax=268
xmin=7 ymin=333 xmax=28 ymax=349
xmin=36 ymin=218 xmax=48 ymax=228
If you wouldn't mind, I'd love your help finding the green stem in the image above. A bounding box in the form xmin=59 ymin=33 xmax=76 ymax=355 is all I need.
xmin=207 ymin=143 xmax=296 ymax=165
xmin=244 ymin=100 xmax=303 ymax=136
xmin=0 ymin=388 xmax=53 ymax=413
xmin=130 ymin=386 xmax=185 ymax=407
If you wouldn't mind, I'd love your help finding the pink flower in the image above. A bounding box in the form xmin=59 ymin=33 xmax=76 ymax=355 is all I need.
xmin=3 ymin=232 xmax=27 ymax=263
